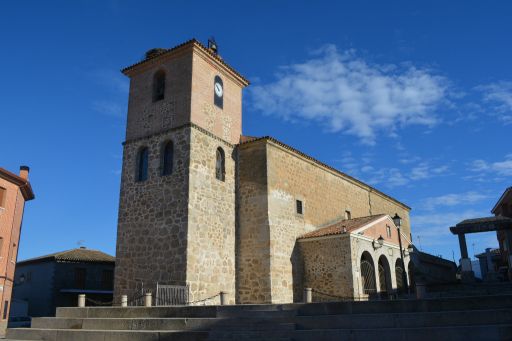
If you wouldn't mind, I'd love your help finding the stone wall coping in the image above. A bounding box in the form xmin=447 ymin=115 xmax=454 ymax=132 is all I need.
xmin=239 ymin=137 xmax=410 ymax=211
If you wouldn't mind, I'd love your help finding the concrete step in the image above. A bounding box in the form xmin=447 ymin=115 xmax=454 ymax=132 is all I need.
xmin=56 ymin=306 xmax=218 ymax=319
xmin=295 ymin=308 xmax=512 ymax=329
xmin=296 ymin=294 xmax=512 ymax=316
xmin=208 ymin=324 xmax=512 ymax=341
xmin=6 ymin=328 xmax=209 ymax=341
xmin=31 ymin=317 xmax=296 ymax=331
xmin=32 ymin=308 xmax=512 ymax=331
xmin=54 ymin=294 xmax=512 ymax=319
xmin=289 ymin=324 xmax=512 ymax=341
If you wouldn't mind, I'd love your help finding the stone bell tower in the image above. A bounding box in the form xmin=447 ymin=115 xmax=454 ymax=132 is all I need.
xmin=114 ymin=39 xmax=249 ymax=303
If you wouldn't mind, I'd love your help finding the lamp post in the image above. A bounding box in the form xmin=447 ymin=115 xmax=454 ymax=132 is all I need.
xmin=392 ymin=213 xmax=409 ymax=295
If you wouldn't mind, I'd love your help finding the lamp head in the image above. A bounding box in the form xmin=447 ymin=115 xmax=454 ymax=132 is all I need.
xmin=377 ymin=235 xmax=384 ymax=246
xmin=392 ymin=213 xmax=402 ymax=228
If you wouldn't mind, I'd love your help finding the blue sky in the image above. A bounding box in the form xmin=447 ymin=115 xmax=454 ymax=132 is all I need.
xmin=2 ymin=1 xmax=511 ymax=263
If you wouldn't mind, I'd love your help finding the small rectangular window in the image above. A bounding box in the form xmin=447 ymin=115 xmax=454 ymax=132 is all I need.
xmin=296 ymin=200 xmax=303 ymax=215
xmin=386 ymin=225 xmax=392 ymax=238
xmin=345 ymin=210 xmax=351 ymax=220
xmin=0 ymin=187 xmax=6 ymax=208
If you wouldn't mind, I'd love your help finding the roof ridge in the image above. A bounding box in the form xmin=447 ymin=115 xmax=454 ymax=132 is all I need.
xmin=298 ymin=214 xmax=387 ymax=240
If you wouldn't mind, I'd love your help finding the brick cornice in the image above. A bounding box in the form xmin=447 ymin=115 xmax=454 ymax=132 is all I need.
xmin=0 ymin=167 xmax=34 ymax=201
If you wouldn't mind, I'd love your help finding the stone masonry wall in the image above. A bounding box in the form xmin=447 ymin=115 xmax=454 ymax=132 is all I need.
xmin=236 ymin=142 xmax=272 ymax=304
xmin=125 ymin=50 xmax=193 ymax=141
xmin=114 ymin=126 xmax=191 ymax=299
xmin=299 ymin=236 xmax=354 ymax=301
xmin=264 ymin=139 xmax=410 ymax=303
xmin=186 ymin=127 xmax=236 ymax=304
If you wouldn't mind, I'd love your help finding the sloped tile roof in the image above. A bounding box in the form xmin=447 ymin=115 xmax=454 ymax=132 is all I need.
xmin=121 ymin=39 xmax=249 ymax=85
xmin=298 ymin=214 xmax=386 ymax=240
xmin=18 ymin=248 xmax=114 ymax=265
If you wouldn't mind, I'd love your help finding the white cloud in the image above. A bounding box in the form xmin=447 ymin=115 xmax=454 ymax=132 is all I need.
xmin=421 ymin=191 xmax=490 ymax=211
xmin=471 ymin=155 xmax=512 ymax=177
xmin=477 ymin=81 xmax=512 ymax=124
xmin=251 ymin=45 xmax=449 ymax=144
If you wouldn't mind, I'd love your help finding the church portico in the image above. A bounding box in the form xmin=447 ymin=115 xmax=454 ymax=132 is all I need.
xmin=298 ymin=214 xmax=412 ymax=301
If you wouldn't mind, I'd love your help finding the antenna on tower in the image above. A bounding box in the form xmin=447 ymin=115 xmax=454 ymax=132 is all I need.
xmin=208 ymin=36 xmax=218 ymax=55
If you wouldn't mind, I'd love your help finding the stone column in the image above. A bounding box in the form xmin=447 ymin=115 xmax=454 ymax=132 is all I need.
xmin=458 ymin=234 xmax=474 ymax=282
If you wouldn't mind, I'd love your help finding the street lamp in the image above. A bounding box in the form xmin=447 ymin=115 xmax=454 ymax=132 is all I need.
xmin=392 ymin=213 xmax=409 ymax=295
xmin=373 ymin=235 xmax=385 ymax=249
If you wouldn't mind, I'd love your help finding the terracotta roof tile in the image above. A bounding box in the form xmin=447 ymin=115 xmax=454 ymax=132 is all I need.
xmin=298 ymin=214 xmax=386 ymax=240
xmin=18 ymin=248 xmax=114 ymax=265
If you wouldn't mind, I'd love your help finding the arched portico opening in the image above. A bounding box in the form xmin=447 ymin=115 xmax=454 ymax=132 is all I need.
xmin=378 ymin=255 xmax=392 ymax=298
xmin=395 ymin=258 xmax=405 ymax=294
xmin=360 ymin=251 xmax=376 ymax=297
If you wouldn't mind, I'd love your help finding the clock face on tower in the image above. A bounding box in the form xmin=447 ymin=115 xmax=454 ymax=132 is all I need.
xmin=214 ymin=82 xmax=223 ymax=97
xmin=214 ymin=75 xmax=223 ymax=109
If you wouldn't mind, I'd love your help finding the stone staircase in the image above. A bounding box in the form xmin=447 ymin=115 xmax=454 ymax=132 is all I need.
xmin=6 ymin=294 xmax=512 ymax=341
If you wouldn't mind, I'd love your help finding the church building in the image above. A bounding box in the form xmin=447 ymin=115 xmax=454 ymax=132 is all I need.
xmin=114 ymin=39 xmax=412 ymax=305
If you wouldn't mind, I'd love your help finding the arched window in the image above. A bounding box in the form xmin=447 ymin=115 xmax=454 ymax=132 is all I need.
xmin=153 ymin=70 xmax=166 ymax=102
xmin=215 ymin=147 xmax=225 ymax=181
xmin=161 ymin=141 xmax=174 ymax=176
xmin=213 ymin=75 xmax=223 ymax=109
xmin=136 ymin=147 xmax=149 ymax=182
